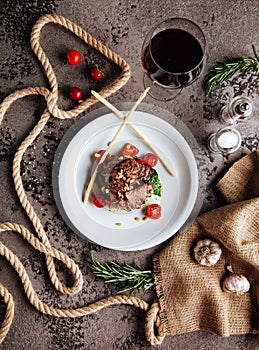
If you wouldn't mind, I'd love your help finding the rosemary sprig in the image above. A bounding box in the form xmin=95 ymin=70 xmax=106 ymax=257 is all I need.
xmin=204 ymin=45 xmax=259 ymax=95
xmin=88 ymin=252 xmax=154 ymax=293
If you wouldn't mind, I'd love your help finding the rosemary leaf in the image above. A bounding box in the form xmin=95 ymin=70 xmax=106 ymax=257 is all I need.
xmin=204 ymin=45 xmax=259 ymax=95
xmin=88 ymin=251 xmax=154 ymax=293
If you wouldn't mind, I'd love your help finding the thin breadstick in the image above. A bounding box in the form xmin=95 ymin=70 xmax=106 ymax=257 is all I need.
xmin=91 ymin=90 xmax=175 ymax=177
xmin=83 ymin=88 xmax=150 ymax=203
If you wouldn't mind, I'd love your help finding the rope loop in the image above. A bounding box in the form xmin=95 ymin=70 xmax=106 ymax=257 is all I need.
xmin=0 ymin=284 xmax=15 ymax=346
xmin=145 ymin=300 xmax=166 ymax=345
xmin=30 ymin=13 xmax=130 ymax=120
xmin=0 ymin=222 xmax=84 ymax=295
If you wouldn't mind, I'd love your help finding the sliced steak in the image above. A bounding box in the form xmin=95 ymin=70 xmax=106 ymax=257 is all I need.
xmin=125 ymin=183 xmax=153 ymax=209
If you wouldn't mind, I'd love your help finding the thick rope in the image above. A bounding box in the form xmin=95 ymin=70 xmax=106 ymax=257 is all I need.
xmin=0 ymin=284 xmax=14 ymax=345
xmin=12 ymin=107 xmax=84 ymax=295
xmin=0 ymin=222 xmax=149 ymax=316
xmin=145 ymin=301 xmax=166 ymax=345
xmin=30 ymin=13 xmax=131 ymax=120
xmin=0 ymin=14 xmax=165 ymax=346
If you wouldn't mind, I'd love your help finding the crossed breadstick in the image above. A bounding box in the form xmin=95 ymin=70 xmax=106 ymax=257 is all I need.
xmin=83 ymin=88 xmax=176 ymax=203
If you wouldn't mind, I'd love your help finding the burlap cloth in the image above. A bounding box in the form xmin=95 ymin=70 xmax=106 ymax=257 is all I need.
xmin=153 ymin=150 xmax=259 ymax=339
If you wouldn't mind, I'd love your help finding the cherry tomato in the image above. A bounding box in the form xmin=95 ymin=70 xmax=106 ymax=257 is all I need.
xmin=93 ymin=149 xmax=106 ymax=162
xmin=90 ymin=67 xmax=103 ymax=80
xmin=136 ymin=158 xmax=148 ymax=165
xmin=143 ymin=153 xmax=158 ymax=167
xmin=122 ymin=143 xmax=139 ymax=157
xmin=92 ymin=195 xmax=106 ymax=208
xmin=69 ymin=87 xmax=83 ymax=101
xmin=66 ymin=50 xmax=81 ymax=65
xmin=147 ymin=203 xmax=161 ymax=220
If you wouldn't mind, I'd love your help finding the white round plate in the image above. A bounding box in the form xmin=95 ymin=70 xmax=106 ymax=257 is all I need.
xmin=53 ymin=109 xmax=199 ymax=251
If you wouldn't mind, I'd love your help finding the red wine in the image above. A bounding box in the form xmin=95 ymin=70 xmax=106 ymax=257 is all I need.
xmin=142 ymin=28 xmax=204 ymax=88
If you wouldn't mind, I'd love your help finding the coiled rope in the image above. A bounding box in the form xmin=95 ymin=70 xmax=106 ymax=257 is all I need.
xmin=0 ymin=14 xmax=165 ymax=346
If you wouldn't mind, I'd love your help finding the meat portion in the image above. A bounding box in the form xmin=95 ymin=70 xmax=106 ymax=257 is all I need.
xmin=108 ymin=157 xmax=151 ymax=200
xmin=97 ymin=155 xmax=120 ymax=177
xmin=95 ymin=155 xmax=154 ymax=211
xmin=125 ymin=183 xmax=153 ymax=209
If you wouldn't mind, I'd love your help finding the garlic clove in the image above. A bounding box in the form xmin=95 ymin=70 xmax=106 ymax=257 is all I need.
xmin=222 ymin=265 xmax=250 ymax=295
xmin=193 ymin=238 xmax=222 ymax=267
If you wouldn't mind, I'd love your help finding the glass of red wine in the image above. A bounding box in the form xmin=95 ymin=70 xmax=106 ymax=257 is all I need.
xmin=141 ymin=18 xmax=206 ymax=101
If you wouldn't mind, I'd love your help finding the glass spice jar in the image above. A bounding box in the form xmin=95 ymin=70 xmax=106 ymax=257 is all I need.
xmin=207 ymin=126 xmax=241 ymax=154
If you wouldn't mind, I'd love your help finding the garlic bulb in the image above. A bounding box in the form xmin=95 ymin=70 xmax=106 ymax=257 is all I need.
xmin=222 ymin=265 xmax=250 ymax=294
xmin=193 ymin=238 xmax=222 ymax=266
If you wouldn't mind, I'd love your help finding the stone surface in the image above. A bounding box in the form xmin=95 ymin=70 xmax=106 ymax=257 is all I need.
xmin=0 ymin=0 xmax=258 ymax=349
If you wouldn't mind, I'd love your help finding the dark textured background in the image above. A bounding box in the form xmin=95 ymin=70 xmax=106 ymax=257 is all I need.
xmin=0 ymin=0 xmax=258 ymax=349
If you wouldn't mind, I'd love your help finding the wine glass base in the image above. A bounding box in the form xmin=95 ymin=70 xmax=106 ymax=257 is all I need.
xmin=143 ymin=74 xmax=182 ymax=102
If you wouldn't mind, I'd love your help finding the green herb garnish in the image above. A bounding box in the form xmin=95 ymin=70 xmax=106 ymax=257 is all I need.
xmin=108 ymin=203 xmax=118 ymax=212
xmin=88 ymin=252 xmax=154 ymax=293
xmin=150 ymin=168 xmax=162 ymax=196
xmin=204 ymin=45 xmax=259 ymax=96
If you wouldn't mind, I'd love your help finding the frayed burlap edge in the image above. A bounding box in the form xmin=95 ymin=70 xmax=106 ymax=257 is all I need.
xmin=153 ymin=255 xmax=171 ymax=332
